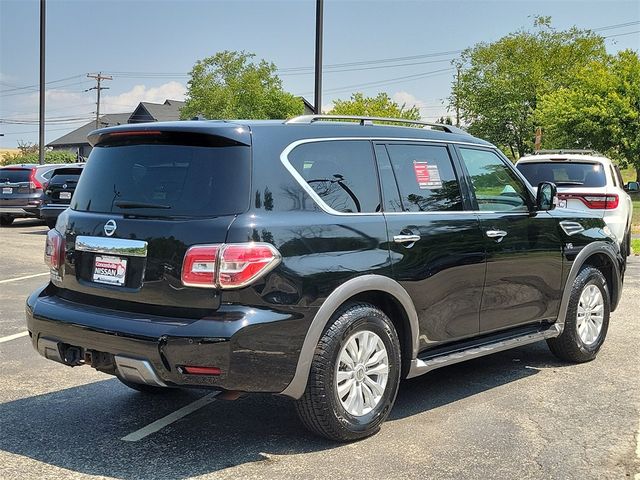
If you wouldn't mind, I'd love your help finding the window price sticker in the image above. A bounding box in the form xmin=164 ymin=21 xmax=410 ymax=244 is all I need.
xmin=413 ymin=160 xmax=442 ymax=189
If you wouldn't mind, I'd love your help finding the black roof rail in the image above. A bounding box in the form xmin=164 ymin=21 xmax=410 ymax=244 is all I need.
xmin=285 ymin=115 xmax=469 ymax=135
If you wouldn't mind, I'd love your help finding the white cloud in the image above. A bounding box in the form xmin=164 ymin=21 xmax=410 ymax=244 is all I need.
xmin=392 ymin=91 xmax=425 ymax=109
xmin=102 ymin=81 xmax=186 ymax=113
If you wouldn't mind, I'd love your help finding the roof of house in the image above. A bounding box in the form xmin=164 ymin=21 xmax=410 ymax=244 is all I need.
xmin=129 ymin=99 xmax=185 ymax=123
xmin=47 ymin=113 xmax=131 ymax=146
xmin=47 ymin=100 xmax=186 ymax=147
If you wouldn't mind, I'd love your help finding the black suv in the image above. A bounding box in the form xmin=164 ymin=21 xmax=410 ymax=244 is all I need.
xmin=40 ymin=164 xmax=84 ymax=229
xmin=26 ymin=116 xmax=625 ymax=441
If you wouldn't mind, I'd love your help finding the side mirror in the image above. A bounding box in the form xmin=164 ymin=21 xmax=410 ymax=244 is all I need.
xmin=536 ymin=181 xmax=557 ymax=211
xmin=625 ymin=181 xmax=639 ymax=192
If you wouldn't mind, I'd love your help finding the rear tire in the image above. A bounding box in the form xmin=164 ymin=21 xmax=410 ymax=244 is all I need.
xmin=547 ymin=266 xmax=610 ymax=363
xmin=0 ymin=215 xmax=14 ymax=226
xmin=45 ymin=218 xmax=57 ymax=229
xmin=117 ymin=377 xmax=173 ymax=394
xmin=295 ymin=303 xmax=401 ymax=442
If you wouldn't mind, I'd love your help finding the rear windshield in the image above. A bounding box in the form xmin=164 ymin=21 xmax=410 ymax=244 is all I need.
xmin=50 ymin=168 xmax=83 ymax=184
xmin=0 ymin=169 xmax=30 ymax=183
xmin=71 ymin=144 xmax=250 ymax=217
xmin=517 ymin=162 xmax=606 ymax=188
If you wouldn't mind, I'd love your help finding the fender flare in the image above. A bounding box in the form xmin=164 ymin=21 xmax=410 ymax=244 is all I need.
xmin=279 ymin=274 xmax=419 ymax=399
xmin=556 ymin=241 xmax=622 ymax=330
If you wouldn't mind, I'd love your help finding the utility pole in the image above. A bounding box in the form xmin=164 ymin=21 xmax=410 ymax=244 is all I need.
xmin=314 ymin=0 xmax=324 ymax=114
xmin=455 ymin=66 xmax=461 ymax=128
xmin=534 ymin=126 xmax=543 ymax=152
xmin=38 ymin=0 xmax=46 ymax=165
xmin=86 ymin=73 xmax=112 ymax=129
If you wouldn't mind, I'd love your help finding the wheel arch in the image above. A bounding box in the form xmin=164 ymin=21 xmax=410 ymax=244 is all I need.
xmin=558 ymin=242 xmax=622 ymax=330
xmin=279 ymin=274 xmax=419 ymax=399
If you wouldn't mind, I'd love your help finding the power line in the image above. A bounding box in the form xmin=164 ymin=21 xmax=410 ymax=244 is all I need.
xmin=604 ymin=30 xmax=640 ymax=39
xmin=592 ymin=20 xmax=640 ymax=31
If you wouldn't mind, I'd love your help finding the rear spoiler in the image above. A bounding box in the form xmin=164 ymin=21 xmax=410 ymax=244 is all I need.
xmin=88 ymin=121 xmax=251 ymax=148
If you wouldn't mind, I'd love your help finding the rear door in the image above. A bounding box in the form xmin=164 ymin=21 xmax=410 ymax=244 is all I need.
xmin=375 ymin=141 xmax=485 ymax=348
xmin=57 ymin=128 xmax=252 ymax=314
xmin=457 ymin=147 xmax=563 ymax=333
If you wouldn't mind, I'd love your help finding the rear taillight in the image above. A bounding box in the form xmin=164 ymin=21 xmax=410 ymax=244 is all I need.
xmin=44 ymin=229 xmax=64 ymax=270
xmin=558 ymin=193 xmax=619 ymax=210
xmin=29 ymin=168 xmax=43 ymax=190
xmin=181 ymin=245 xmax=220 ymax=287
xmin=181 ymin=242 xmax=281 ymax=289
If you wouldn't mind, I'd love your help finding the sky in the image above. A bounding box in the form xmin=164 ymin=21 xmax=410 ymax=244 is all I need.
xmin=0 ymin=0 xmax=639 ymax=148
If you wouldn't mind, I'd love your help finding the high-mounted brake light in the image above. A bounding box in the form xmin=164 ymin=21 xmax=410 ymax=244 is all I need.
xmin=181 ymin=243 xmax=281 ymax=289
xmin=44 ymin=229 xmax=64 ymax=270
xmin=29 ymin=168 xmax=43 ymax=190
xmin=107 ymin=130 xmax=162 ymax=137
xmin=558 ymin=193 xmax=619 ymax=210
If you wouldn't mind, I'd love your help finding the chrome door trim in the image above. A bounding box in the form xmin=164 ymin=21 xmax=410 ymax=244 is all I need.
xmin=279 ymin=137 xmax=498 ymax=217
xmin=75 ymin=236 xmax=148 ymax=257
xmin=393 ymin=234 xmax=421 ymax=243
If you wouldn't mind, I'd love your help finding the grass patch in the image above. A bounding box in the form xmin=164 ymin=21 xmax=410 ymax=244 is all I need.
xmin=632 ymin=238 xmax=640 ymax=256
xmin=632 ymin=196 xmax=640 ymax=234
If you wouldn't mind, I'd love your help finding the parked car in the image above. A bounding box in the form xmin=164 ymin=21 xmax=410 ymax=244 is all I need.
xmin=27 ymin=117 xmax=624 ymax=441
xmin=40 ymin=165 xmax=85 ymax=229
xmin=0 ymin=164 xmax=61 ymax=225
xmin=516 ymin=151 xmax=634 ymax=256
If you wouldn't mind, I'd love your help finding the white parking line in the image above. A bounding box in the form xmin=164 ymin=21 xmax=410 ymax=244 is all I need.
xmin=121 ymin=392 xmax=219 ymax=442
xmin=0 ymin=272 xmax=49 ymax=284
xmin=0 ymin=331 xmax=29 ymax=343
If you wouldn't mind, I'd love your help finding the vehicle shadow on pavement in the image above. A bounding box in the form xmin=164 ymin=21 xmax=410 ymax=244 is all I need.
xmin=0 ymin=342 xmax=567 ymax=479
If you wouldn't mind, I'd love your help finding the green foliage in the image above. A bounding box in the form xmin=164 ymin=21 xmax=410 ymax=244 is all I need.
xmin=452 ymin=21 xmax=607 ymax=158
xmin=330 ymin=92 xmax=420 ymax=120
xmin=1 ymin=150 xmax=77 ymax=166
xmin=181 ymin=50 xmax=304 ymax=120
xmin=537 ymin=50 xmax=640 ymax=180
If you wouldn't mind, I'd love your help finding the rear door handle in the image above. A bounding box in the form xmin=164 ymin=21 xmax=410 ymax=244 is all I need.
xmin=486 ymin=229 xmax=508 ymax=240
xmin=393 ymin=234 xmax=421 ymax=244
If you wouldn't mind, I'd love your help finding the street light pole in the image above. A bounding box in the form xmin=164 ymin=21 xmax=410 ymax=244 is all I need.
xmin=38 ymin=0 xmax=46 ymax=165
xmin=314 ymin=0 xmax=323 ymax=114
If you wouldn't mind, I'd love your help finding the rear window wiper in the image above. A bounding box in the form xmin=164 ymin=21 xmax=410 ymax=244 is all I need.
xmin=114 ymin=200 xmax=171 ymax=209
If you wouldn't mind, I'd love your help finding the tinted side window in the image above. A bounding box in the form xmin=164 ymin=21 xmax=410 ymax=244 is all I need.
xmin=288 ymin=140 xmax=380 ymax=213
xmin=459 ymin=148 xmax=530 ymax=212
xmin=385 ymin=144 xmax=462 ymax=212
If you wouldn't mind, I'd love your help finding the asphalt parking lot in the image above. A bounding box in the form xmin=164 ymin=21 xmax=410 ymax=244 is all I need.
xmin=1 ymin=218 xmax=639 ymax=480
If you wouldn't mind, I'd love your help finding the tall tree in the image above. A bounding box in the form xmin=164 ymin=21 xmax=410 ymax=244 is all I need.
xmin=537 ymin=50 xmax=640 ymax=180
xmin=451 ymin=18 xmax=607 ymax=159
xmin=330 ymin=92 xmax=420 ymax=120
xmin=181 ymin=51 xmax=303 ymax=120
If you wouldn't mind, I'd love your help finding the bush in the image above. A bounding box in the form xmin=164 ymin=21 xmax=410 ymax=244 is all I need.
xmin=1 ymin=150 xmax=78 ymax=166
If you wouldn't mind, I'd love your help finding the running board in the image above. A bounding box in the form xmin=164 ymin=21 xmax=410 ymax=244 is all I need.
xmin=406 ymin=324 xmax=561 ymax=379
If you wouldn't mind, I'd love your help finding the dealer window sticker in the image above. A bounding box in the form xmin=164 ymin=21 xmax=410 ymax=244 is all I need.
xmin=413 ymin=160 xmax=443 ymax=189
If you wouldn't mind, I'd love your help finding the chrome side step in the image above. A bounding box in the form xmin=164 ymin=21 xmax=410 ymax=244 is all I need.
xmin=114 ymin=356 xmax=167 ymax=387
xmin=406 ymin=324 xmax=561 ymax=379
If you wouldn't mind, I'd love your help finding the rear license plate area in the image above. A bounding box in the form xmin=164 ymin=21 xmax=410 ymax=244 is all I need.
xmin=93 ymin=255 xmax=128 ymax=286
xmin=2 ymin=187 xmax=12 ymax=194
xmin=59 ymin=191 xmax=72 ymax=200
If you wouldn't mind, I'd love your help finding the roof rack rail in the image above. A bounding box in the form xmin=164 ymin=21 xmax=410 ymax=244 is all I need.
xmin=533 ymin=149 xmax=601 ymax=156
xmin=285 ymin=115 xmax=469 ymax=135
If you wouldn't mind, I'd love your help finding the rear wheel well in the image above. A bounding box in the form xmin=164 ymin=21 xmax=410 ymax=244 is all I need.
xmin=349 ymin=291 xmax=413 ymax=378
xmin=581 ymin=253 xmax=617 ymax=309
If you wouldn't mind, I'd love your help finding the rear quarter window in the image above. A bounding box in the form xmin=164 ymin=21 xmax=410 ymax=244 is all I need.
xmin=287 ymin=140 xmax=380 ymax=213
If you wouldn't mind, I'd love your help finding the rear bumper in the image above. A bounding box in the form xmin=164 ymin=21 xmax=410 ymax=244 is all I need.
xmin=39 ymin=204 xmax=68 ymax=220
xmin=26 ymin=285 xmax=314 ymax=395
xmin=0 ymin=206 xmax=34 ymax=216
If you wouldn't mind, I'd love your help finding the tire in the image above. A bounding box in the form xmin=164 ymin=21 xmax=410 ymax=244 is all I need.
xmin=0 ymin=215 xmax=14 ymax=226
xmin=117 ymin=377 xmax=173 ymax=394
xmin=45 ymin=218 xmax=57 ymax=229
xmin=547 ymin=266 xmax=610 ymax=363
xmin=294 ymin=303 xmax=401 ymax=442
xmin=623 ymin=228 xmax=631 ymax=257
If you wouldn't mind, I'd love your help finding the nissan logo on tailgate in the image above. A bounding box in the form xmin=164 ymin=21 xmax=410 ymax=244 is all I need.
xmin=104 ymin=220 xmax=117 ymax=237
